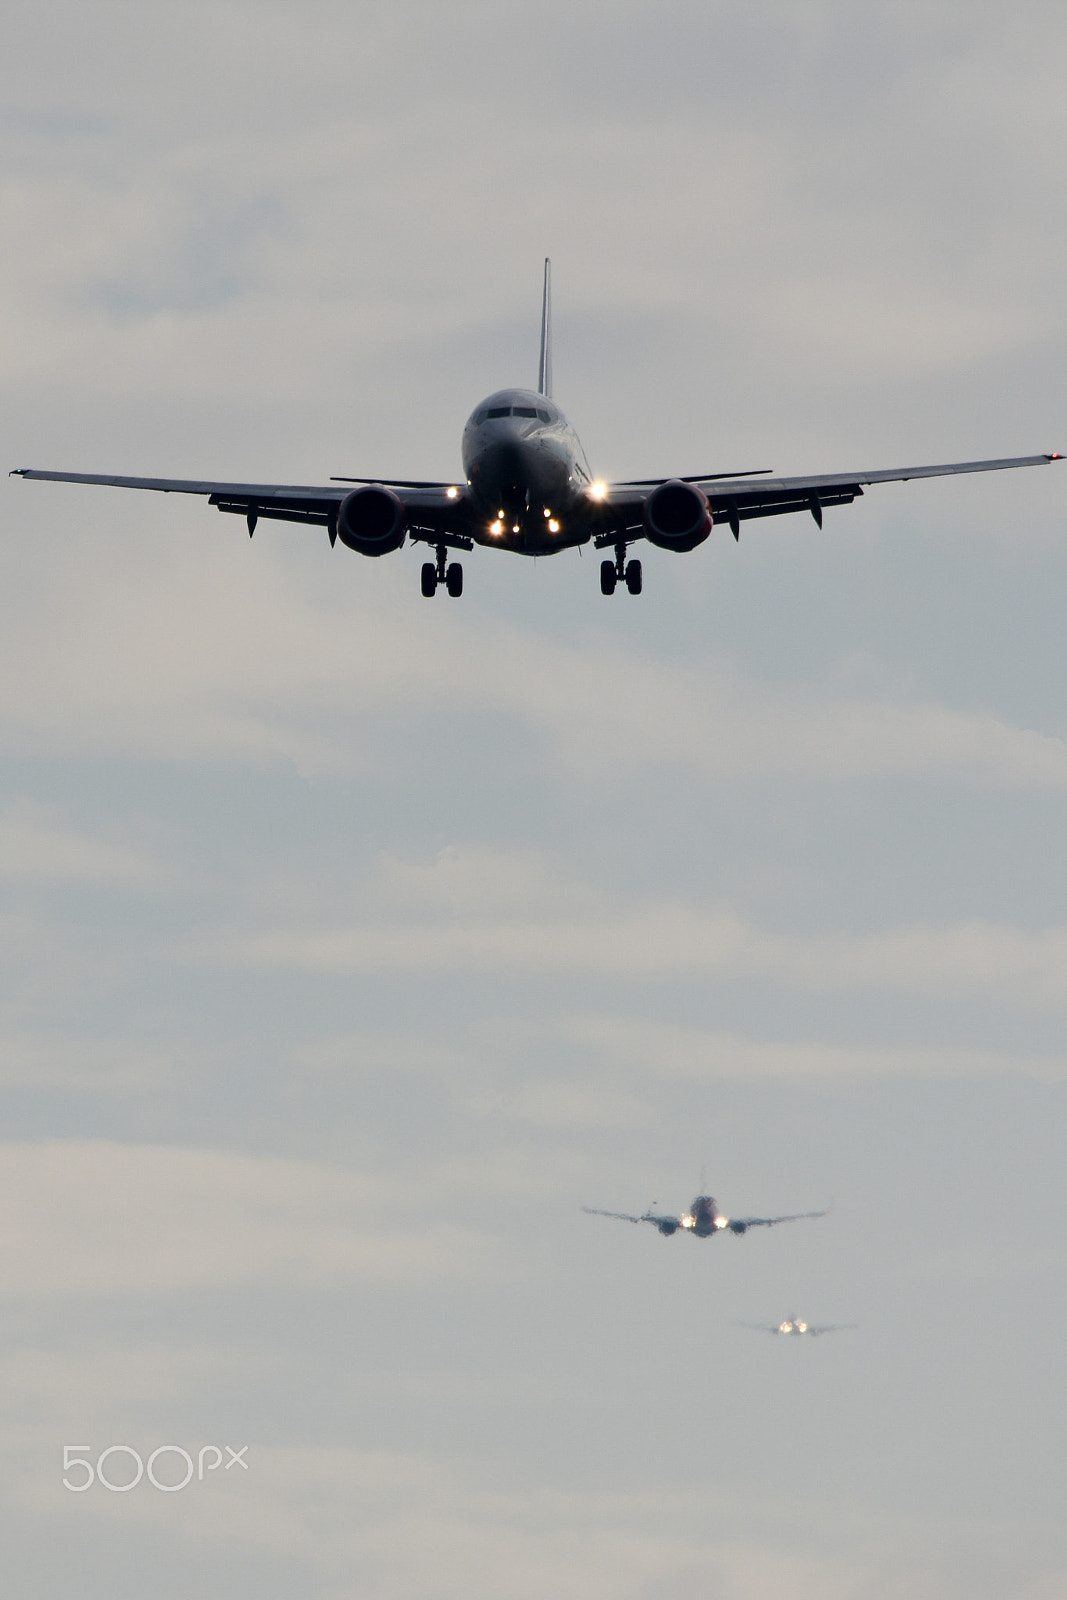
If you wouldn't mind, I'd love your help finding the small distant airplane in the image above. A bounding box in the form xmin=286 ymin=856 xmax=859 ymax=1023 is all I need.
xmin=583 ymin=1194 xmax=828 ymax=1238
xmin=738 ymin=1316 xmax=855 ymax=1338
xmin=11 ymin=261 xmax=1062 ymax=598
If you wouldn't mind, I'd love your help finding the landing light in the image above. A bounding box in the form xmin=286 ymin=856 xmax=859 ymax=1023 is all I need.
xmin=714 ymin=1215 xmax=728 ymax=1229
xmin=489 ymin=520 xmax=503 ymax=536
xmin=446 ymin=486 xmax=458 ymax=499
xmin=779 ymin=1323 xmax=792 ymax=1334
xmin=797 ymin=1323 xmax=807 ymax=1333
xmin=548 ymin=519 xmax=560 ymax=533
xmin=512 ymin=524 xmax=520 ymax=534
xmin=588 ymin=481 xmax=607 ymax=500
xmin=681 ymin=1215 xmax=695 ymax=1229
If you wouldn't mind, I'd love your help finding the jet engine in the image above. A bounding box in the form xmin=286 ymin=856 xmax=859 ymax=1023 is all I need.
xmin=643 ymin=480 xmax=712 ymax=552
xmin=656 ymin=1219 xmax=680 ymax=1236
xmin=335 ymin=486 xmax=407 ymax=556
xmin=728 ymin=1221 xmax=748 ymax=1235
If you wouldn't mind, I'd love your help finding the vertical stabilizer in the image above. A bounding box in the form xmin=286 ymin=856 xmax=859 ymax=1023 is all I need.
xmin=537 ymin=258 xmax=553 ymax=398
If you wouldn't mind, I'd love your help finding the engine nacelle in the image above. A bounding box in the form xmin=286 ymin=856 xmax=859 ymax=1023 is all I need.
xmin=335 ymin=485 xmax=407 ymax=556
xmin=643 ymin=480 xmax=712 ymax=552
xmin=657 ymin=1219 xmax=679 ymax=1236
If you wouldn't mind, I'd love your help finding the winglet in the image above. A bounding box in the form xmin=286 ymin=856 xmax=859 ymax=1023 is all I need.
xmin=537 ymin=258 xmax=552 ymax=398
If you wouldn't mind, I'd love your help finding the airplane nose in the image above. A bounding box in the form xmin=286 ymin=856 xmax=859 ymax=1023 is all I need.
xmin=478 ymin=440 xmax=536 ymax=519
xmin=482 ymin=440 xmax=526 ymax=481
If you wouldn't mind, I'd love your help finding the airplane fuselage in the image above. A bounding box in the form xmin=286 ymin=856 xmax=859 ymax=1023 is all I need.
xmin=461 ymin=388 xmax=595 ymax=555
xmin=682 ymin=1195 xmax=725 ymax=1237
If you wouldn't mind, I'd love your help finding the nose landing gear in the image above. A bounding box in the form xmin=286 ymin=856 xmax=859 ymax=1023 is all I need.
xmin=600 ymin=544 xmax=642 ymax=596
xmin=421 ymin=544 xmax=463 ymax=598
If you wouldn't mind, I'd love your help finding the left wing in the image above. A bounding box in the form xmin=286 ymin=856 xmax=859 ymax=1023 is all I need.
xmin=582 ymin=1206 xmax=684 ymax=1232
xmin=9 ymin=468 xmax=469 ymax=539
xmin=603 ymin=452 xmax=1061 ymax=537
xmin=582 ymin=1205 xmax=646 ymax=1225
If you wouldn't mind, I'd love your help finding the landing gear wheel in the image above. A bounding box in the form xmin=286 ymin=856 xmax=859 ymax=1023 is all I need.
xmin=625 ymin=558 xmax=643 ymax=595
xmin=445 ymin=562 xmax=463 ymax=597
xmin=600 ymin=559 xmax=617 ymax=596
xmin=421 ymin=562 xmax=437 ymax=597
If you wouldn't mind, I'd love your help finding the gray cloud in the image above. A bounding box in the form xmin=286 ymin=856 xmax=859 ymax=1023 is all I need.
xmin=0 ymin=800 xmax=159 ymax=884
xmin=0 ymin=1141 xmax=501 ymax=1298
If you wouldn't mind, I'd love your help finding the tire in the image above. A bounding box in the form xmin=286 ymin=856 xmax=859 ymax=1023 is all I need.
xmin=446 ymin=562 xmax=463 ymax=597
xmin=600 ymin=559 xmax=617 ymax=596
xmin=625 ymin=558 xmax=643 ymax=595
xmin=421 ymin=562 xmax=437 ymax=597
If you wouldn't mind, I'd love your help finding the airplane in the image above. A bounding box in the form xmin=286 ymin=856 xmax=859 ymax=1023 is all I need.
xmin=582 ymin=1194 xmax=828 ymax=1237
xmin=11 ymin=260 xmax=1061 ymax=599
xmin=737 ymin=1316 xmax=855 ymax=1338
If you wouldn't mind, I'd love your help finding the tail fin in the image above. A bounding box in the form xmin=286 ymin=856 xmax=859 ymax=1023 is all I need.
xmin=537 ymin=258 xmax=552 ymax=398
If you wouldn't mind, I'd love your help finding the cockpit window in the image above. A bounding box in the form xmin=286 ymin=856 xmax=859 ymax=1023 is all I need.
xmin=480 ymin=404 xmax=551 ymax=422
xmin=473 ymin=409 xmax=488 ymax=424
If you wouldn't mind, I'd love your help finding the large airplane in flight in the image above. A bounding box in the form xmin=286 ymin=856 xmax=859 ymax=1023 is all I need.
xmin=737 ymin=1316 xmax=855 ymax=1338
xmin=583 ymin=1193 xmax=828 ymax=1238
xmin=12 ymin=261 xmax=1061 ymax=598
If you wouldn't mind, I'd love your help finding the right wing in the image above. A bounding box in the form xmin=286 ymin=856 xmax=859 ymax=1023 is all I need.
xmin=729 ymin=1207 xmax=829 ymax=1231
xmin=601 ymin=452 xmax=1061 ymax=537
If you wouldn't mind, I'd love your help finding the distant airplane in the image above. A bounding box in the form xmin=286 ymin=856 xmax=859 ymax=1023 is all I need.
xmin=738 ymin=1316 xmax=855 ymax=1338
xmin=12 ymin=261 xmax=1061 ymax=598
xmin=583 ymin=1194 xmax=828 ymax=1238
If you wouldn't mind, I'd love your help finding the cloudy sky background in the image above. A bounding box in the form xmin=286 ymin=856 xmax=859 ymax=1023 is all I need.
xmin=1 ymin=2 xmax=1066 ymax=1595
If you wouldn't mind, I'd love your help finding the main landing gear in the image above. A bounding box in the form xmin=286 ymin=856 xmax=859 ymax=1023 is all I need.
xmin=600 ymin=544 xmax=642 ymax=596
xmin=421 ymin=544 xmax=463 ymax=598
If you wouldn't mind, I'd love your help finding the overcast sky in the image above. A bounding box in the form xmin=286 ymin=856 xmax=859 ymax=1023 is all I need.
xmin=1 ymin=3 xmax=1066 ymax=1596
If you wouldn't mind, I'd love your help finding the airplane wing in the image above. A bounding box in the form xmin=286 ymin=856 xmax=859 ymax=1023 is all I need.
xmin=582 ymin=1206 xmax=645 ymax=1225
xmin=604 ymin=452 xmax=1061 ymax=537
xmin=807 ymin=1323 xmax=856 ymax=1336
xmin=9 ymin=468 xmax=468 ymax=538
xmin=582 ymin=1205 xmax=681 ymax=1230
xmin=726 ymin=1207 xmax=829 ymax=1232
